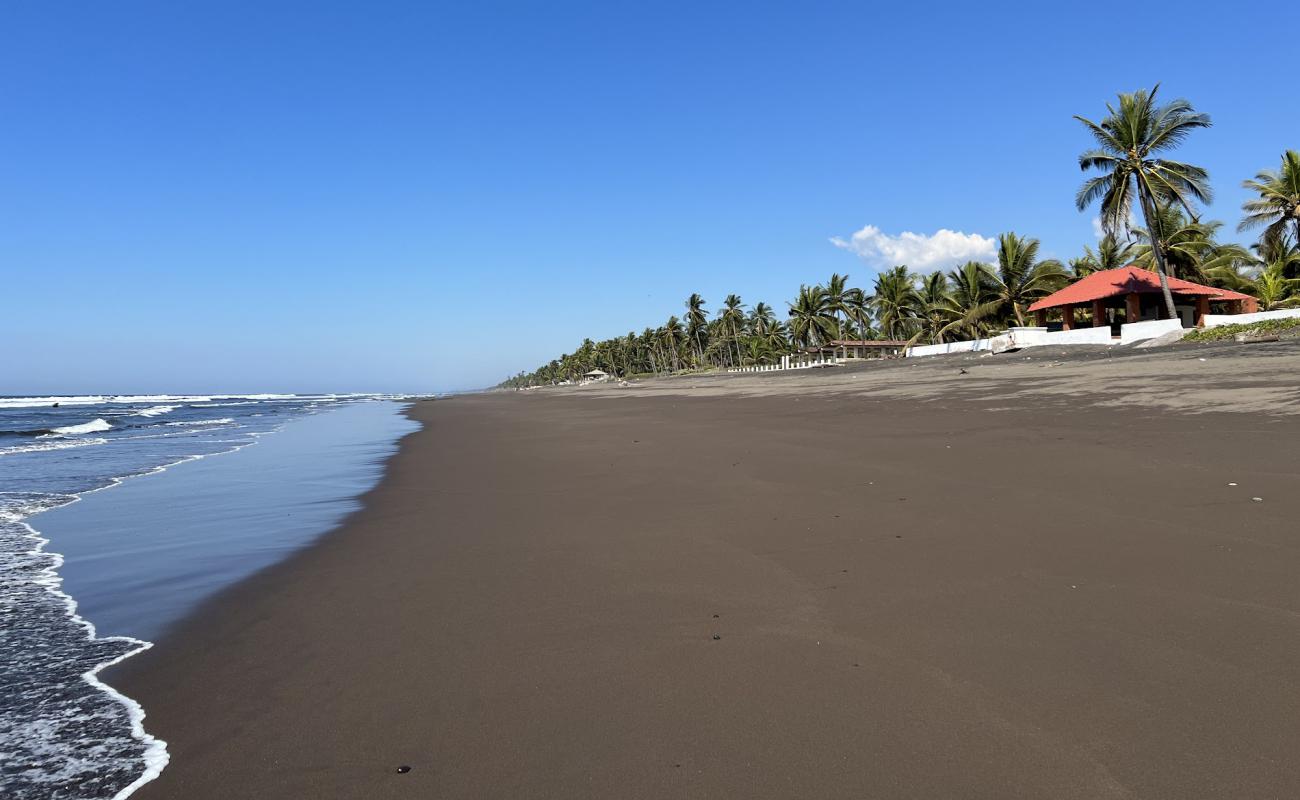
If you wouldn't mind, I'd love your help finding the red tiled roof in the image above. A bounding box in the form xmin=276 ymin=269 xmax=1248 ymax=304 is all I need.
xmin=1028 ymin=266 xmax=1254 ymax=312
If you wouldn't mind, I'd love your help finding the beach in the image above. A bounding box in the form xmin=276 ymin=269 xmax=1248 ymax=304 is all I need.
xmin=110 ymin=342 xmax=1300 ymax=799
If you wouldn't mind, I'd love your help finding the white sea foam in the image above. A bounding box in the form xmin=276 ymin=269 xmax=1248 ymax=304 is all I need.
xmin=0 ymin=497 xmax=170 ymax=799
xmin=0 ymin=438 xmax=109 ymax=456
xmin=0 ymin=394 xmax=305 ymax=409
xmin=164 ymin=418 xmax=235 ymax=427
xmin=132 ymin=405 xmax=179 ymax=418
xmin=47 ymin=419 xmax=114 ymax=436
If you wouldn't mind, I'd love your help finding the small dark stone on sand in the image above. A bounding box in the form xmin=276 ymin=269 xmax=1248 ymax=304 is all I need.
xmin=712 ymin=634 xmax=721 ymax=640
xmin=712 ymin=614 xmax=719 ymax=618
xmin=396 ymin=766 xmax=412 ymax=774
xmin=895 ymin=535 xmax=902 ymax=538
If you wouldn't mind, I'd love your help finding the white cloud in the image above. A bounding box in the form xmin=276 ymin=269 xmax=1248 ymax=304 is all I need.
xmin=830 ymin=225 xmax=996 ymax=272
xmin=1091 ymin=216 xmax=1105 ymax=239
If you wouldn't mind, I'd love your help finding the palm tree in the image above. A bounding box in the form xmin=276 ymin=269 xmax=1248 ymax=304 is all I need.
xmin=823 ymin=273 xmax=864 ymax=359
xmin=662 ymin=316 xmax=686 ymax=371
xmin=1075 ymin=85 xmax=1213 ymax=319
xmin=1130 ymin=206 xmax=1250 ymax=283
xmin=1255 ymin=233 xmax=1300 ymax=280
xmin=749 ymin=302 xmax=777 ymax=338
xmin=719 ymin=294 xmax=746 ymax=367
xmin=1070 ymin=233 xmax=1135 ymax=277
xmin=987 ymin=233 xmax=1068 ymax=325
xmin=1253 ymin=262 xmax=1300 ymax=310
xmin=787 ymin=284 xmax=836 ymax=348
xmin=1240 ymin=150 xmax=1300 ymax=248
xmin=914 ymin=272 xmax=952 ymax=345
xmin=685 ymin=293 xmax=708 ymax=368
xmin=869 ymin=266 xmax=920 ymax=340
xmin=941 ymin=261 xmax=1001 ymax=340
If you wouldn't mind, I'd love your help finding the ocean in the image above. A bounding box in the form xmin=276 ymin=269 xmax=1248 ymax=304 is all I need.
xmin=0 ymin=395 xmax=420 ymax=799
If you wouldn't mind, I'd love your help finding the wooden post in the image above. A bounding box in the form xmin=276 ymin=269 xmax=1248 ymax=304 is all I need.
xmin=1125 ymin=293 xmax=1142 ymax=324
xmin=1062 ymin=306 xmax=1075 ymax=331
xmin=1195 ymin=296 xmax=1210 ymax=327
xmin=1035 ymin=309 xmax=1048 ymax=326
xmin=1092 ymin=299 xmax=1107 ymax=327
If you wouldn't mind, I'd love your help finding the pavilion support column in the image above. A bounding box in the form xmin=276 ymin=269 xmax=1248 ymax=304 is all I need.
xmin=1092 ymin=299 xmax=1107 ymax=327
xmin=1062 ymin=306 xmax=1075 ymax=331
xmin=1125 ymin=293 xmax=1142 ymax=324
xmin=1035 ymin=309 xmax=1047 ymax=327
xmin=1195 ymin=296 xmax=1210 ymax=327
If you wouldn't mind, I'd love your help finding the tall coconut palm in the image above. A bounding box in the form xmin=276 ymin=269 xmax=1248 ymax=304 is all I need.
xmin=1075 ymin=85 xmax=1213 ymax=319
xmin=684 ymin=293 xmax=708 ymax=368
xmin=749 ymin=302 xmax=777 ymax=339
xmin=662 ymin=316 xmax=686 ymax=371
xmin=914 ymin=272 xmax=952 ymax=345
xmin=869 ymin=266 xmax=920 ymax=340
xmin=787 ymin=284 xmax=836 ymax=348
xmin=987 ymin=233 xmax=1068 ymax=325
xmin=823 ymin=273 xmax=864 ymax=359
xmin=718 ymin=294 xmax=746 ymax=367
xmin=1240 ymin=150 xmax=1300 ymax=248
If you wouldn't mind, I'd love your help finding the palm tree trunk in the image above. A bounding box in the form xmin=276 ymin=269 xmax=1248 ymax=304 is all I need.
xmin=1137 ymin=187 xmax=1180 ymax=322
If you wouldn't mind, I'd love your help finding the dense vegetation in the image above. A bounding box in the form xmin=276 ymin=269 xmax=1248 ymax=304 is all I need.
xmin=500 ymin=87 xmax=1300 ymax=388
xmin=1183 ymin=317 xmax=1300 ymax=342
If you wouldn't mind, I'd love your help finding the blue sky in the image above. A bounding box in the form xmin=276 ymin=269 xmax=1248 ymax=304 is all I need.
xmin=3 ymin=1 xmax=1295 ymax=393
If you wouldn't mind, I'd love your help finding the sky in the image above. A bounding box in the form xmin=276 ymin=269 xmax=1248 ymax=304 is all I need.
xmin=2 ymin=1 xmax=1297 ymax=393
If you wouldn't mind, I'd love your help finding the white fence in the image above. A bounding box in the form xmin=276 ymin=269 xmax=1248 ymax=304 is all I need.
xmin=727 ymin=354 xmax=845 ymax=373
xmin=1202 ymin=308 xmax=1300 ymax=329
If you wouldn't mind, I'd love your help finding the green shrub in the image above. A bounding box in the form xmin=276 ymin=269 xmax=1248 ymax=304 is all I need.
xmin=1183 ymin=316 xmax=1300 ymax=342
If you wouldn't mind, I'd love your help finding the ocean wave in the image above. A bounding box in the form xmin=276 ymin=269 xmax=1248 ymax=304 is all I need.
xmin=0 ymin=494 xmax=169 ymax=798
xmin=0 ymin=438 xmax=110 ymax=456
xmin=131 ymin=405 xmax=179 ymax=418
xmin=45 ymin=419 xmax=114 ymax=436
xmin=164 ymin=418 xmax=235 ymax=427
xmin=0 ymin=394 xmax=306 ymax=410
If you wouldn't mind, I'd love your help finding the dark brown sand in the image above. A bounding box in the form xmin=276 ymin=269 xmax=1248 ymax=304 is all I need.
xmin=112 ymin=353 xmax=1300 ymax=799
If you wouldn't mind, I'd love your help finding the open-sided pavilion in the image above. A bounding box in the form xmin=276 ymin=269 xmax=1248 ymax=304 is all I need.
xmin=1027 ymin=266 xmax=1257 ymax=330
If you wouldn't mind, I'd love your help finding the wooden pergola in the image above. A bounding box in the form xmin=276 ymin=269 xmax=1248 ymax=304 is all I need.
xmin=1027 ymin=266 xmax=1257 ymax=329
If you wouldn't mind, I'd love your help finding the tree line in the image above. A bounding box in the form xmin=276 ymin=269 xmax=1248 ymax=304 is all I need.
xmin=500 ymin=86 xmax=1300 ymax=388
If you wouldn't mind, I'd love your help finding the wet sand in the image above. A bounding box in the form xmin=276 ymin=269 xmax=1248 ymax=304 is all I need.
xmin=112 ymin=343 xmax=1300 ymax=798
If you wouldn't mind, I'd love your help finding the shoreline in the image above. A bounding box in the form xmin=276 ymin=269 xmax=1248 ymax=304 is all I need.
xmin=2 ymin=399 xmax=418 ymax=799
xmin=109 ymin=353 xmax=1300 ymax=798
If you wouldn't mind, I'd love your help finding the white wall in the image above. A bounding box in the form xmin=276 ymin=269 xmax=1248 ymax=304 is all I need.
xmin=1119 ymin=318 xmax=1183 ymax=344
xmin=1202 ymin=308 xmax=1300 ymax=329
xmin=908 ymin=339 xmax=992 ymax=358
xmin=1034 ymin=326 xmax=1114 ymax=346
